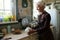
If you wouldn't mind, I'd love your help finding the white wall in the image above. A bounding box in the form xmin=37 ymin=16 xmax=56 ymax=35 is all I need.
xmin=45 ymin=3 xmax=60 ymax=40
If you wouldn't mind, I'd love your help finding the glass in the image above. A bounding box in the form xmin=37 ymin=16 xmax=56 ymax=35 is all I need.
xmin=0 ymin=0 xmax=4 ymax=9
xmin=4 ymin=0 xmax=12 ymax=10
xmin=0 ymin=0 xmax=17 ymax=22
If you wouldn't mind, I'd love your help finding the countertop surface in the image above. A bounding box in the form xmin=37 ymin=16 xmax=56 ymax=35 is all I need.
xmin=2 ymin=30 xmax=37 ymax=40
xmin=4 ymin=33 xmax=28 ymax=40
xmin=2 ymin=26 xmax=54 ymax=40
xmin=2 ymin=31 xmax=29 ymax=40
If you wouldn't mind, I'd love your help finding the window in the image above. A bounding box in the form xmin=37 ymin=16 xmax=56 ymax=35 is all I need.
xmin=0 ymin=0 xmax=16 ymax=22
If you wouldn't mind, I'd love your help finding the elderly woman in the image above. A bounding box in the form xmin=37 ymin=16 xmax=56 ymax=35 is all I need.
xmin=30 ymin=1 xmax=54 ymax=40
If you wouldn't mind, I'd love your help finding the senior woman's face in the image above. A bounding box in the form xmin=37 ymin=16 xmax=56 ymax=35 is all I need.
xmin=37 ymin=5 xmax=45 ymax=12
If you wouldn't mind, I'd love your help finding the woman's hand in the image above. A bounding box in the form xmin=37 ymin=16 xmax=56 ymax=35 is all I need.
xmin=28 ymin=29 xmax=36 ymax=35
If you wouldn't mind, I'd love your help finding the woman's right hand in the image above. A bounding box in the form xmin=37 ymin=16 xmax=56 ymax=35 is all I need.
xmin=28 ymin=29 xmax=36 ymax=35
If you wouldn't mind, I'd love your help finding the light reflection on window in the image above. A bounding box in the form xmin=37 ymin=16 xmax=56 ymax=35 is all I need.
xmin=0 ymin=0 xmax=14 ymax=22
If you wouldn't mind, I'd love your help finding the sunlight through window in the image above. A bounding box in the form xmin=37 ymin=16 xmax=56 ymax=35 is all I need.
xmin=0 ymin=0 xmax=16 ymax=22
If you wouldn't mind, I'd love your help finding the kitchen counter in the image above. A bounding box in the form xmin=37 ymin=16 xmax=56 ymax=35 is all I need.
xmin=2 ymin=31 xmax=38 ymax=40
xmin=2 ymin=26 xmax=54 ymax=40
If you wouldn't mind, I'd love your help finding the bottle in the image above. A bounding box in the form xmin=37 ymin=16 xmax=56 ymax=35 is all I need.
xmin=11 ymin=15 xmax=16 ymax=21
xmin=0 ymin=17 xmax=3 ymax=22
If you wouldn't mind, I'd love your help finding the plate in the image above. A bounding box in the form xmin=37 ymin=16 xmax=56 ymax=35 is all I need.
xmin=22 ymin=18 xmax=29 ymax=26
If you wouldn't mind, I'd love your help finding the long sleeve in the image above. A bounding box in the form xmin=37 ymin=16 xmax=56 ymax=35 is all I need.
xmin=36 ymin=14 xmax=51 ymax=31
xmin=40 ymin=14 xmax=51 ymax=30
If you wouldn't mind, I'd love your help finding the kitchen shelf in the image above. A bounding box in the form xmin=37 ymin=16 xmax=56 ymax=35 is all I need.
xmin=0 ymin=21 xmax=19 ymax=33
xmin=0 ymin=21 xmax=18 ymax=25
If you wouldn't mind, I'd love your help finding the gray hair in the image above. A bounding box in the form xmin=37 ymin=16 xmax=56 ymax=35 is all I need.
xmin=37 ymin=1 xmax=45 ymax=7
